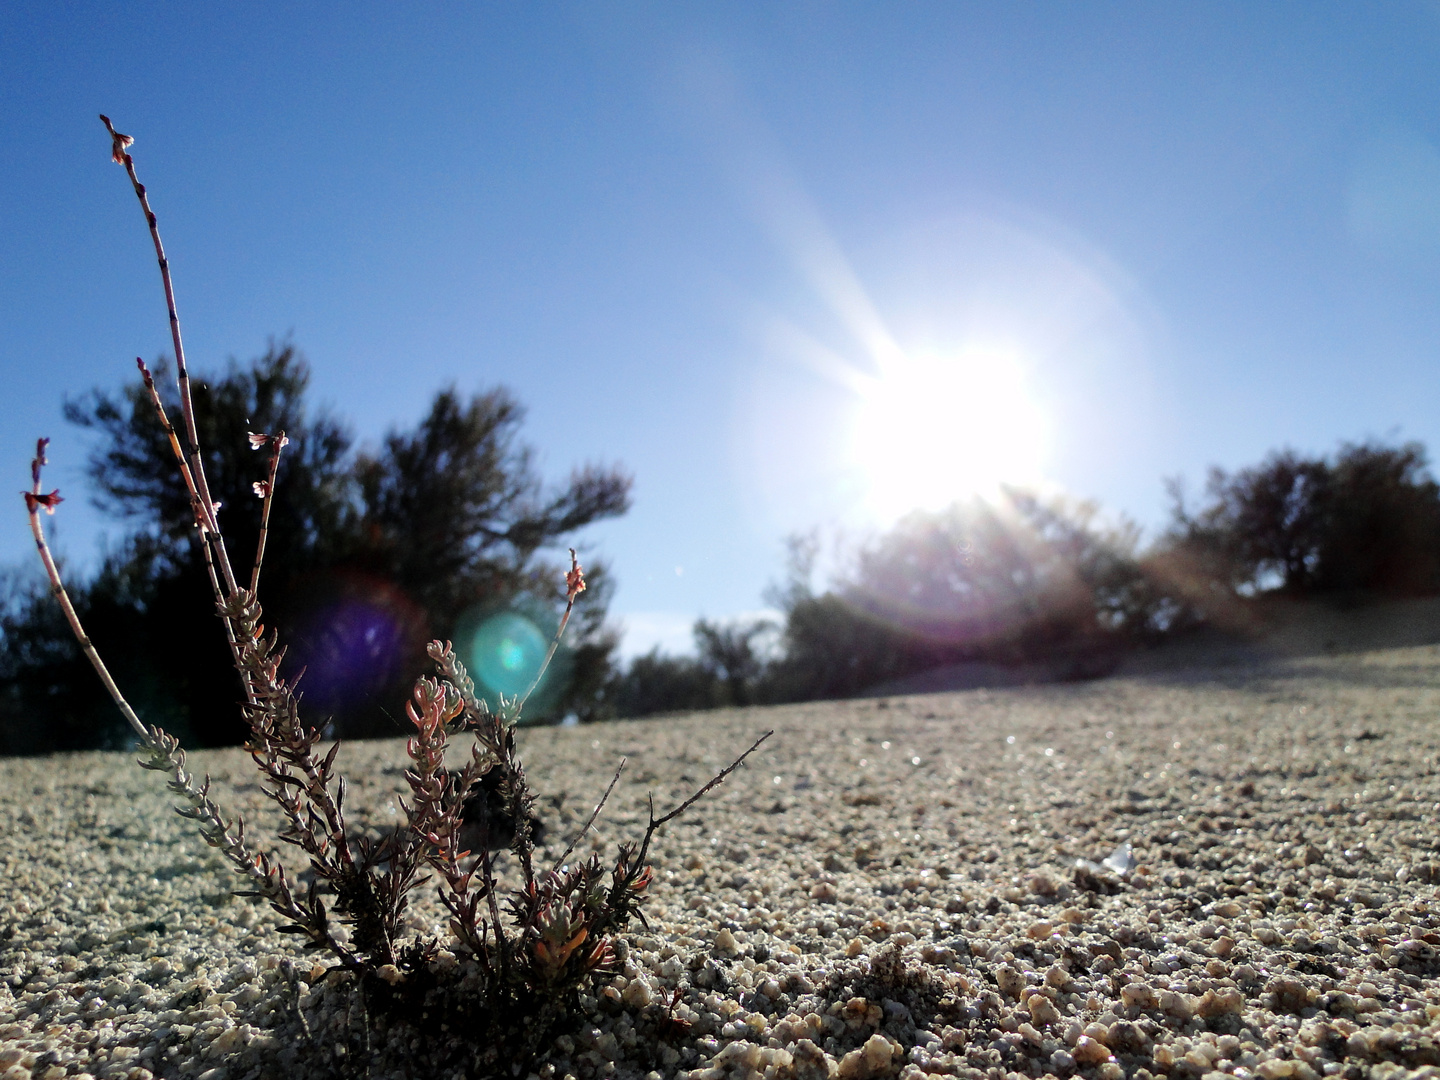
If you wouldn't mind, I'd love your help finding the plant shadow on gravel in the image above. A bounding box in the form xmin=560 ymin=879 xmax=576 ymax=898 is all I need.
xmin=22 ymin=116 xmax=769 ymax=1079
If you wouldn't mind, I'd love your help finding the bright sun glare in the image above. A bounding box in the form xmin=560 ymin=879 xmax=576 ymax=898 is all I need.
xmin=849 ymin=343 xmax=1047 ymax=521
xmin=744 ymin=209 xmax=1150 ymax=535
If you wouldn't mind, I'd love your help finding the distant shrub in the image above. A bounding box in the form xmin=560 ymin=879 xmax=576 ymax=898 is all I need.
xmin=606 ymin=647 xmax=721 ymax=717
xmin=763 ymin=491 xmax=1160 ymax=700
xmin=603 ymin=617 xmax=774 ymax=718
xmin=1164 ymin=440 xmax=1440 ymax=601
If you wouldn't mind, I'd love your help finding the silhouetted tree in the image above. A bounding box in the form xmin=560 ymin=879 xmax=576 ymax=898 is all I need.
xmin=604 ymin=649 xmax=719 ymax=718
xmin=0 ymin=344 xmax=631 ymax=753
xmin=1166 ymin=450 xmax=1329 ymax=596
xmin=764 ymin=590 xmax=927 ymax=702
xmin=603 ymin=616 xmax=776 ymax=719
xmin=66 ymin=343 xmax=358 ymax=568
xmin=1165 ymin=440 xmax=1440 ymax=601
xmin=1008 ymin=492 xmax=1172 ymax=642
xmin=336 ymin=384 xmax=629 ymax=732
xmin=1317 ymin=442 xmax=1440 ymax=594
xmin=40 ymin=344 xmax=361 ymax=746
xmin=0 ymin=538 xmax=186 ymax=753
xmin=693 ymin=617 xmax=774 ymax=707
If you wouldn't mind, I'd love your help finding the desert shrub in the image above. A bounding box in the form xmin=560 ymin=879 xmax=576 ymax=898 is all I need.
xmin=601 ymin=616 xmax=776 ymax=719
xmin=1164 ymin=439 xmax=1440 ymax=601
xmin=18 ymin=115 xmax=768 ymax=1075
xmin=764 ymin=491 xmax=1158 ymax=700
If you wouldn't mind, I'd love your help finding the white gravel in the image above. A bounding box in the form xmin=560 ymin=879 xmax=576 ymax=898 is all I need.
xmin=2 ymin=645 xmax=1439 ymax=1080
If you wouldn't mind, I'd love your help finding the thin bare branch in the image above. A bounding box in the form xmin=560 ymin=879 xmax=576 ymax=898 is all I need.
xmin=249 ymin=431 xmax=288 ymax=594
xmin=516 ymin=548 xmax=586 ymax=713
xmin=100 ymin=114 xmax=239 ymax=596
xmin=134 ymin=356 xmax=206 ymax=528
xmin=634 ymin=730 xmax=773 ymax=869
xmin=656 ymin=730 xmax=771 ymax=830
xmin=23 ymin=438 xmax=149 ymax=743
xmin=552 ymin=757 xmax=627 ymax=872
xmin=479 ymin=849 xmax=511 ymax=978
xmin=136 ymin=358 xmax=252 ymax=701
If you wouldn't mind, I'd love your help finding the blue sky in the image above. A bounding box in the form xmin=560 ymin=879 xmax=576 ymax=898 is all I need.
xmin=3 ymin=4 xmax=1440 ymax=657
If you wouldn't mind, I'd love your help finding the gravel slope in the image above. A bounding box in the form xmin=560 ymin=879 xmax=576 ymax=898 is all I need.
xmin=2 ymin=646 xmax=1439 ymax=1080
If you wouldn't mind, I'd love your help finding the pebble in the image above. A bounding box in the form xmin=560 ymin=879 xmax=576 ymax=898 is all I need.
xmin=1026 ymin=993 xmax=1061 ymax=1026
xmin=1074 ymin=1035 xmax=1114 ymax=1065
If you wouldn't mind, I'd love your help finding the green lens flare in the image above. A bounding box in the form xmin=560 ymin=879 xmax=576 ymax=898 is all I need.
xmin=470 ymin=611 xmax=548 ymax=698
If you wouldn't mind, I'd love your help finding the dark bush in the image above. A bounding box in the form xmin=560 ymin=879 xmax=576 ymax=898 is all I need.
xmin=0 ymin=345 xmax=631 ymax=754
xmin=603 ymin=616 xmax=774 ymax=718
xmin=1165 ymin=440 xmax=1440 ymax=601
xmin=605 ymin=648 xmax=720 ymax=718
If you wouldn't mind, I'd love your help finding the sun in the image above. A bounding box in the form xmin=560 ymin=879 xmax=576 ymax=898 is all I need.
xmin=847 ymin=342 xmax=1047 ymax=521
xmin=739 ymin=210 xmax=1153 ymax=535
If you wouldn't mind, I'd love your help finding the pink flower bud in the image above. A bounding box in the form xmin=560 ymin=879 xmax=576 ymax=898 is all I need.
xmin=565 ymin=549 xmax=587 ymax=600
xmin=23 ymin=490 xmax=63 ymax=515
xmin=100 ymin=115 xmax=133 ymax=163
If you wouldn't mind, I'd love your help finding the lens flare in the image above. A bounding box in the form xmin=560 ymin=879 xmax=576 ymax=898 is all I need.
xmin=287 ymin=573 xmax=427 ymax=716
xmin=468 ymin=611 xmax=550 ymax=699
xmin=452 ymin=601 xmax=575 ymax=720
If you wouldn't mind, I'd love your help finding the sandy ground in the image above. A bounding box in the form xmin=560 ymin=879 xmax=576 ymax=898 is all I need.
xmin=1 ymin=644 xmax=1439 ymax=1079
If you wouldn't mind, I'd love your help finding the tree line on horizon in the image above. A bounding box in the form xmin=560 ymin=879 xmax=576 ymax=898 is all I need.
xmin=4 ymin=346 xmax=1438 ymax=754
xmin=607 ymin=438 xmax=1440 ymax=716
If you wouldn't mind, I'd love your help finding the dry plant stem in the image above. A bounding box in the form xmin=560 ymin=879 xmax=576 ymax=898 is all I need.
xmin=515 ymin=547 xmax=585 ymax=712
xmin=25 ymin=439 xmax=148 ymax=743
xmin=135 ymin=357 xmax=252 ymax=701
xmin=250 ymin=433 xmax=285 ymax=594
xmin=99 ymin=114 xmax=238 ymax=597
xmin=30 ymin=120 xmax=777 ymax=1053
xmin=401 ymin=680 xmax=491 ymax=955
xmin=632 ymin=730 xmax=773 ymax=874
xmin=480 ymin=846 xmax=511 ymax=978
xmin=552 ymin=758 xmax=627 ymax=873
xmin=418 ymin=643 xmax=515 ymax=968
xmin=224 ymin=592 xmax=411 ymax=972
xmin=231 ymin=601 xmax=358 ymax=881
xmin=135 ymin=358 xmax=208 ymax=544
xmin=151 ymin=726 xmax=358 ymax=967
